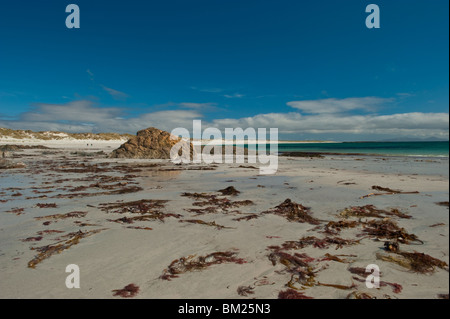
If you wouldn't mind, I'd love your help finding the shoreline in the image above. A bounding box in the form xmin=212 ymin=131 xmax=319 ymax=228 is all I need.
xmin=279 ymin=151 xmax=449 ymax=159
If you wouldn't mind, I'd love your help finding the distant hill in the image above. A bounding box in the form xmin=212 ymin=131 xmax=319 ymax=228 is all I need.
xmin=0 ymin=127 xmax=133 ymax=141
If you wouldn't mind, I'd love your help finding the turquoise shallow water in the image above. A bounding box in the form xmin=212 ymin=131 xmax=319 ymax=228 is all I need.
xmin=248 ymin=141 xmax=449 ymax=157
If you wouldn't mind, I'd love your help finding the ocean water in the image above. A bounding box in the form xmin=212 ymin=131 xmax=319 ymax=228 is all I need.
xmin=252 ymin=141 xmax=449 ymax=157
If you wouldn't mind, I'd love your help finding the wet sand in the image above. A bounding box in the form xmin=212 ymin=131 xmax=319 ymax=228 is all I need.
xmin=0 ymin=142 xmax=448 ymax=299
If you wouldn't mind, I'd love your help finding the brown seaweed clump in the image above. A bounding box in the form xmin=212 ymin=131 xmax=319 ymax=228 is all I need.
xmin=268 ymin=236 xmax=360 ymax=251
xmin=35 ymin=211 xmax=88 ymax=221
xmin=340 ymin=205 xmax=412 ymax=219
xmin=36 ymin=203 xmax=58 ymax=208
xmin=233 ymin=214 xmax=260 ymax=222
xmin=377 ymin=251 xmax=449 ymax=274
xmin=98 ymin=199 xmax=168 ymax=214
xmin=112 ymin=284 xmax=140 ymax=298
xmin=182 ymin=192 xmax=254 ymax=215
xmin=237 ymin=286 xmax=255 ymax=296
xmin=278 ymin=289 xmax=314 ymax=299
xmin=360 ymin=219 xmax=422 ymax=244
xmin=160 ymin=251 xmax=247 ymax=281
xmin=435 ymin=201 xmax=449 ymax=207
xmin=268 ymin=251 xmax=318 ymax=289
xmin=263 ymin=199 xmax=321 ymax=225
xmin=323 ymin=220 xmax=360 ymax=234
xmin=107 ymin=212 xmax=181 ymax=224
xmin=346 ymin=291 xmax=376 ymax=299
xmin=218 ymin=186 xmax=240 ymax=196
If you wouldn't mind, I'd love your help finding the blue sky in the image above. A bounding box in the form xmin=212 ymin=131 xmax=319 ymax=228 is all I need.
xmin=0 ymin=0 xmax=448 ymax=141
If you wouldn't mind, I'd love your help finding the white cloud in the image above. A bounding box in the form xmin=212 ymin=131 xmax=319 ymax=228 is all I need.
xmin=224 ymin=93 xmax=245 ymax=99
xmin=178 ymin=102 xmax=217 ymax=110
xmin=100 ymin=85 xmax=129 ymax=100
xmin=0 ymin=97 xmax=447 ymax=140
xmin=211 ymin=112 xmax=449 ymax=139
xmin=0 ymin=100 xmax=202 ymax=134
xmin=287 ymin=97 xmax=392 ymax=114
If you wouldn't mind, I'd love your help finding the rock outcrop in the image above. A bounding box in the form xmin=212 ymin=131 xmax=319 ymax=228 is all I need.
xmin=110 ymin=127 xmax=194 ymax=159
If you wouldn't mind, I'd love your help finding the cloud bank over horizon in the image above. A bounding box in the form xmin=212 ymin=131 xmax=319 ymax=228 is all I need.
xmin=0 ymin=97 xmax=448 ymax=141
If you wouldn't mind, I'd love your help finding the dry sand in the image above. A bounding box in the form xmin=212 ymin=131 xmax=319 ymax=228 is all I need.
xmin=0 ymin=140 xmax=448 ymax=299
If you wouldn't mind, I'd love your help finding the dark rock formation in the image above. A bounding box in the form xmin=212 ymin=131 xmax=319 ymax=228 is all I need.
xmin=110 ymin=127 xmax=194 ymax=159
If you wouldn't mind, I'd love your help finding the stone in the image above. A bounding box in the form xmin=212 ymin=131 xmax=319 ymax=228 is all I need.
xmin=110 ymin=127 xmax=194 ymax=159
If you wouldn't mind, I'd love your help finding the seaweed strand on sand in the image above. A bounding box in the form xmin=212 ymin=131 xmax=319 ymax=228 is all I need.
xmin=27 ymin=228 xmax=106 ymax=268
xmin=112 ymin=283 xmax=140 ymax=298
xmin=160 ymin=251 xmax=246 ymax=281
xmin=376 ymin=251 xmax=448 ymax=273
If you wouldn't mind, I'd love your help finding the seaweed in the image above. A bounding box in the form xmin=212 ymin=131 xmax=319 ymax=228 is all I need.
xmin=179 ymin=219 xmax=232 ymax=230
xmin=322 ymin=220 xmax=359 ymax=234
xmin=36 ymin=203 xmax=58 ymax=208
xmin=28 ymin=229 xmax=106 ymax=268
xmin=340 ymin=205 xmax=412 ymax=219
xmin=5 ymin=208 xmax=25 ymax=215
xmin=268 ymin=251 xmax=318 ymax=288
xmin=107 ymin=212 xmax=181 ymax=224
xmin=237 ymin=286 xmax=255 ymax=296
xmin=218 ymin=186 xmax=240 ymax=196
xmin=376 ymin=251 xmax=449 ymax=273
xmin=346 ymin=291 xmax=376 ymax=299
xmin=263 ymin=199 xmax=321 ymax=225
xmin=98 ymin=199 xmax=168 ymax=214
xmin=278 ymin=289 xmax=314 ymax=299
xmin=435 ymin=202 xmax=449 ymax=207
xmin=352 ymin=276 xmax=402 ymax=293
xmin=317 ymin=282 xmax=357 ymax=290
xmin=21 ymin=236 xmax=43 ymax=242
xmin=126 ymin=226 xmax=153 ymax=230
xmin=429 ymin=223 xmax=446 ymax=228
xmin=360 ymin=186 xmax=419 ymax=199
xmin=112 ymin=284 xmax=140 ymax=298
xmin=233 ymin=214 xmax=260 ymax=222
xmin=74 ymin=221 xmax=100 ymax=227
xmin=52 ymin=186 xmax=143 ymax=199
xmin=382 ymin=282 xmax=402 ymax=294
xmin=268 ymin=236 xmax=360 ymax=251
xmin=371 ymin=185 xmax=402 ymax=193
xmin=181 ymin=192 xmax=214 ymax=199
xmin=36 ymin=230 xmax=64 ymax=235
xmin=360 ymin=219 xmax=421 ymax=244
xmin=348 ymin=267 xmax=372 ymax=277
xmin=320 ymin=253 xmax=353 ymax=263
xmin=35 ymin=211 xmax=88 ymax=221
xmin=160 ymin=251 xmax=246 ymax=281
xmin=183 ymin=193 xmax=254 ymax=215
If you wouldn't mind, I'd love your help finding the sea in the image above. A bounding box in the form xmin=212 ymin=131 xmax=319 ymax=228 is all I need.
xmin=256 ymin=141 xmax=449 ymax=158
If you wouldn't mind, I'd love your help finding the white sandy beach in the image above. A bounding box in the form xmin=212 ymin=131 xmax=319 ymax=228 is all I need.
xmin=0 ymin=140 xmax=448 ymax=299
